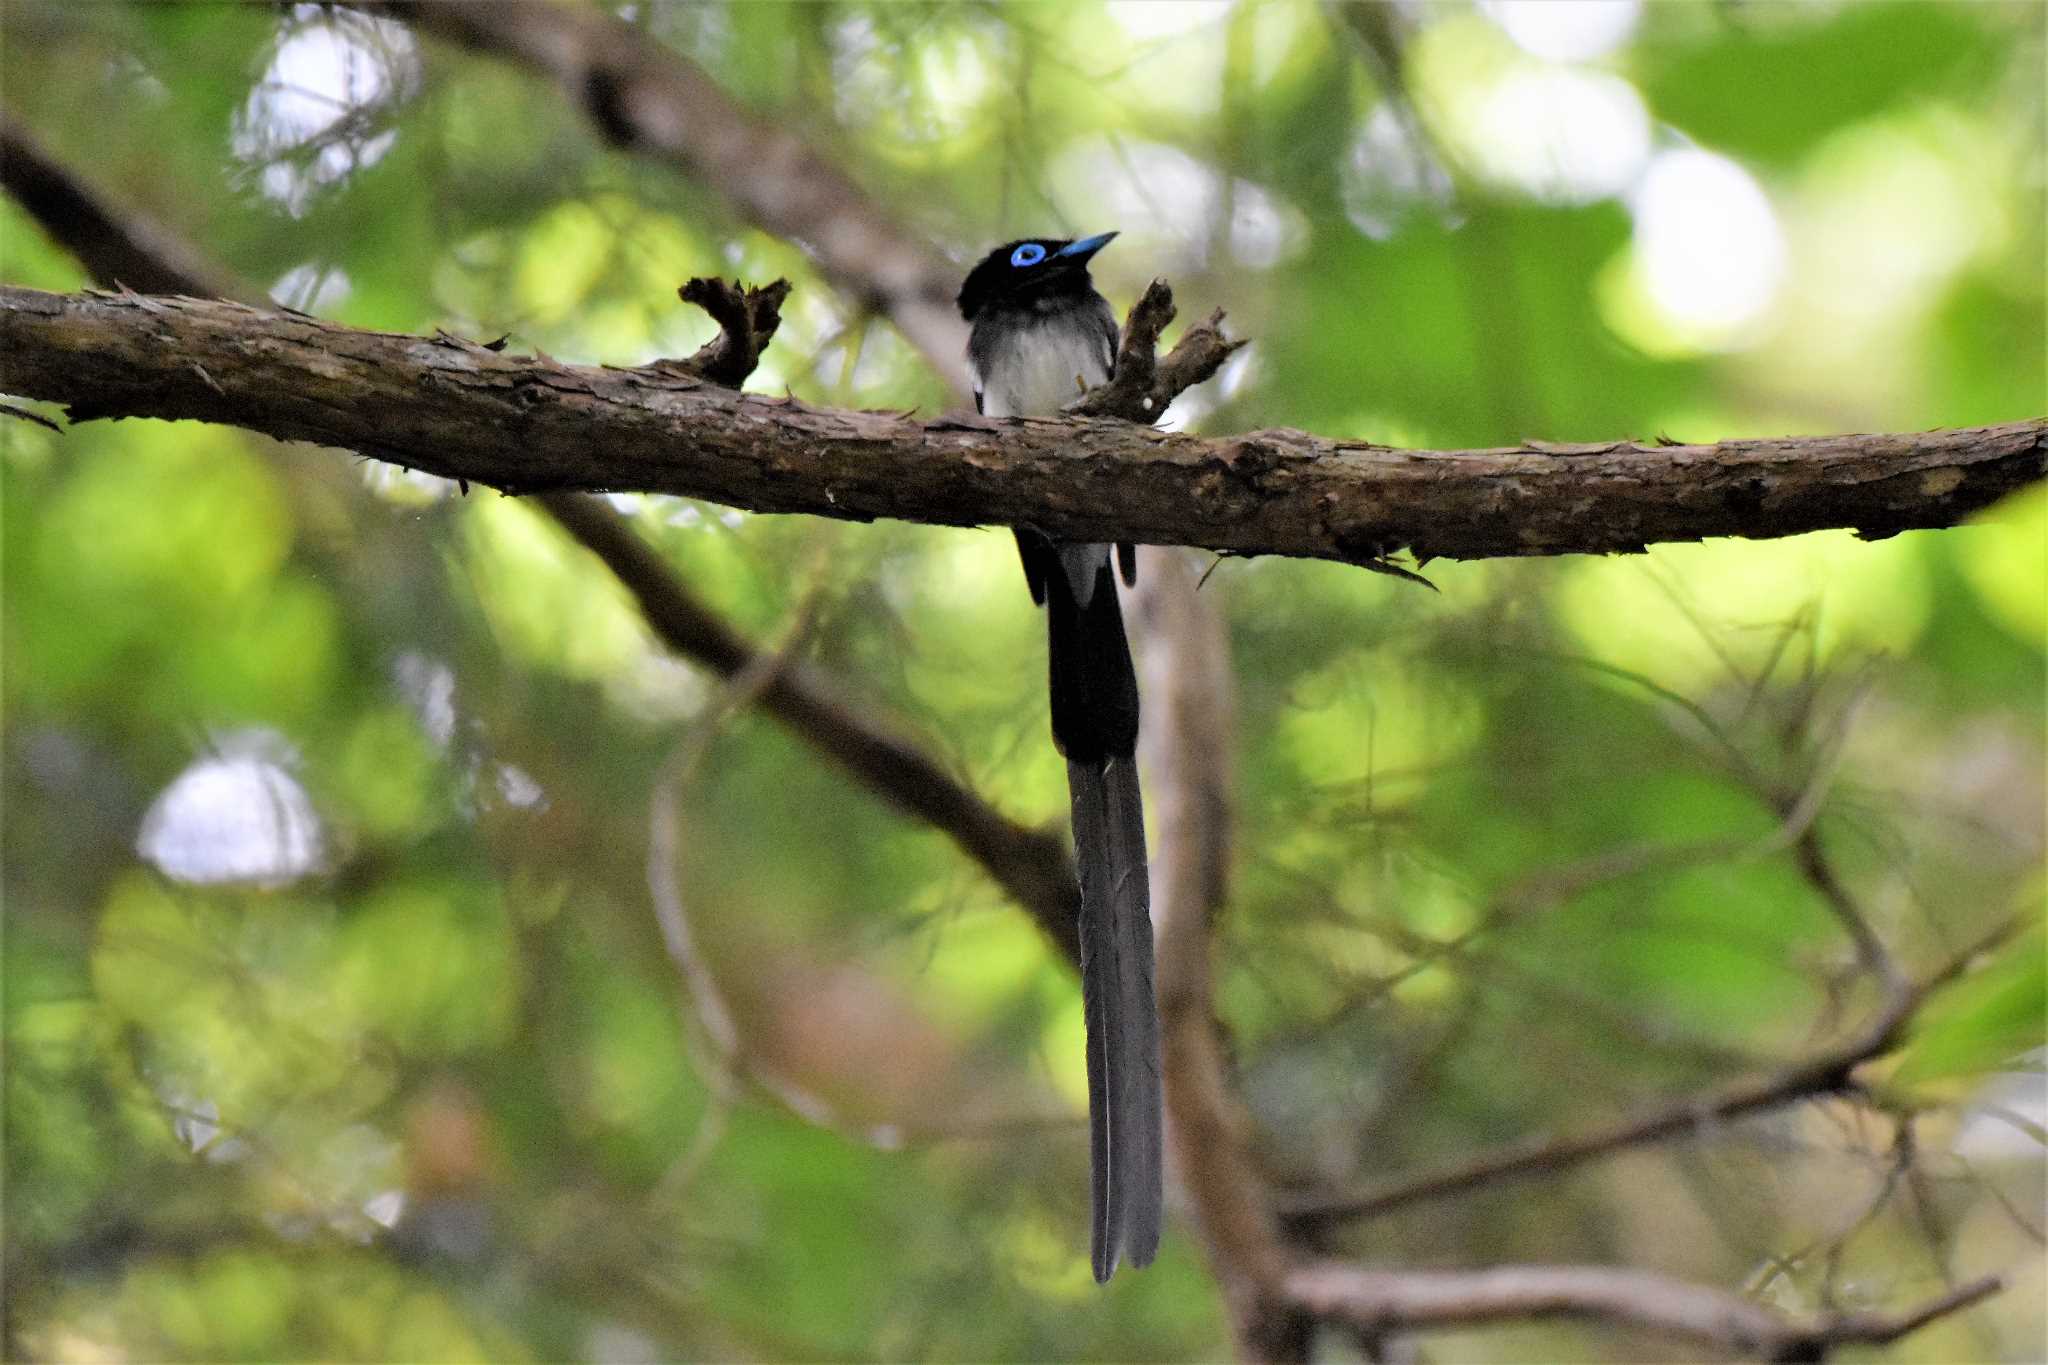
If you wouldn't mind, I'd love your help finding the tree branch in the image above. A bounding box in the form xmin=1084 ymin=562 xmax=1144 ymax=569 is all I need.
xmin=0 ymin=116 xmax=242 ymax=301
xmin=1072 ymin=278 xmax=1247 ymax=421
xmin=1285 ymin=1261 xmax=2002 ymax=1362
xmin=3 ymin=287 xmax=2036 ymax=565
xmin=663 ymin=276 xmax=793 ymax=388
xmin=1134 ymin=548 xmax=1310 ymax=1362
xmin=541 ymin=490 xmax=1078 ymax=963
xmin=1278 ymin=918 xmax=2022 ymax=1228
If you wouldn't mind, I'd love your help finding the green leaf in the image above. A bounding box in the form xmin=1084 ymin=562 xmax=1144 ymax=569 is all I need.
xmin=1635 ymin=3 xmax=2010 ymax=167
xmin=1896 ymin=916 xmax=2047 ymax=1087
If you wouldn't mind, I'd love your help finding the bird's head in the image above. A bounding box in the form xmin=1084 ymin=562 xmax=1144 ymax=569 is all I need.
xmin=956 ymin=231 xmax=1118 ymax=322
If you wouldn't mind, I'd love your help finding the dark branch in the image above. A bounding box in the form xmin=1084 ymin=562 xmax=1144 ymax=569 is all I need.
xmin=1071 ymin=279 xmax=1246 ymax=423
xmin=0 ymin=114 xmax=240 ymax=301
xmin=1285 ymin=1262 xmax=2002 ymax=1361
xmin=663 ymin=277 xmax=792 ymax=388
xmin=540 ymin=491 xmax=1079 ymax=963
xmin=0 ymin=399 xmax=62 ymax=432
xmin=1279 ymin=918 xmax=2023 ymax=1228
xmin=3 ymin=287 xmax=2037 ymax=566
xmin=1134 ymin=549 xmax=1311 ymax=1362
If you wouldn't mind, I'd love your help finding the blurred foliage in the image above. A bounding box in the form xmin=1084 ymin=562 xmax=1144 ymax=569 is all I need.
xmin=3 ymin=1 xmax=2044 ymax=1361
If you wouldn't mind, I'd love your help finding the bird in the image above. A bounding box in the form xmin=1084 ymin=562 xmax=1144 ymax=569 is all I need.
xmin=957 ymin=232 xmax=1162 ymax=1282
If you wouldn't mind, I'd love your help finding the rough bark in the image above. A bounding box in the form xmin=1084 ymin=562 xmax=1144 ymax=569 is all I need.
xmin=4 ymin=286 xmax=2039 ymax=568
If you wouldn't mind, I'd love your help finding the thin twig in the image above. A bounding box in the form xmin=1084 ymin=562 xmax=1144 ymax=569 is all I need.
xmin=0 ymin=399 xmax=62 ymax=431
xmin=541 ymin=491 xmax=1082 ymax=964
xmin=647 ymin=599 xmax=809 ymax=1195
xmin=659 ymin=276 xmax=792 ymax=387
xmin=1280 ymin=919 xmax=2021 ymax=1227
xmin=1285 ymin=1259 xmax=2002 ymax=1361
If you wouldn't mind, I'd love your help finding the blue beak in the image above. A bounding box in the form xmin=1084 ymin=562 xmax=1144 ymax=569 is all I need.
xmin=1057 ymin=231 xmax=1118 ymax=261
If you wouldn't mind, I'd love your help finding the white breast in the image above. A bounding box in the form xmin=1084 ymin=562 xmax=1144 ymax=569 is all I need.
xmin=973 ymin=311 xmax=1113 ymax=419
xmin=972 ymin=310 xmax=1116 ymax=606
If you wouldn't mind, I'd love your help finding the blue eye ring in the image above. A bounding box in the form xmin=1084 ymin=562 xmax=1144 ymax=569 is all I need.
xmin=1009 ymin=242 xmax=1047 ymax=268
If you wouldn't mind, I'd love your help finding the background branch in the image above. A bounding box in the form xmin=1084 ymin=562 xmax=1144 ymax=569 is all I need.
xmin=1134 ymin=548 xmax=1309 ymax=1361
xmin=541 ymin=491 xmax=1079 ymax=962
xmin=1285 ymin=1261 xmax=2002 ymax=1362
xmin=0 ymin=116 xmax=243 ymax=302
xmin=361 ymin=0 xmax=975 ymax=393
xmin=1280 ymin=918 xmax=2021 ymax=1228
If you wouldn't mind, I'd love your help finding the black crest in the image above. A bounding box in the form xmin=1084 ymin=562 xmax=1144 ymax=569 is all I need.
xmin=957 ymin=233 xmax=1118 ymax=321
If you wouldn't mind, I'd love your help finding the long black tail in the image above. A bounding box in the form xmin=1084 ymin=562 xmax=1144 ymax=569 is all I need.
xmin=1044 ymin=552 xmax=1162 ymax=1282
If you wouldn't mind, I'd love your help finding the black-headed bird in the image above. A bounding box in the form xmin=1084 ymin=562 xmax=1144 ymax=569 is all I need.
xmin=957 ymin=233 xmax=1161 ymax=1282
